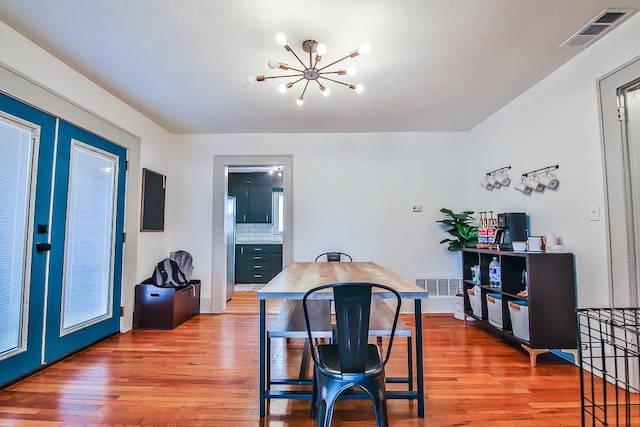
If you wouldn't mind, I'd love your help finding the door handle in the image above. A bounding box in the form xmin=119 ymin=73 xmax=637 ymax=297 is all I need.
xmin=36 ymin=242 xmax=52 ymax=252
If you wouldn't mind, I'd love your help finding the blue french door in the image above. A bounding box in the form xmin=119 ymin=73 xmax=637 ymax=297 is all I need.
xmin=44 ymin=121 xmax=126 ymax=362
xmin=0 ymin=93 xmax=126 ymax=384
xmin=0 ymin=94 xmax=56 ymax=385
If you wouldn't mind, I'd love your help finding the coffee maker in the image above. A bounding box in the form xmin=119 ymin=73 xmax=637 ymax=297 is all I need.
xmin=494 ymin=213 xmax=527 ymax=250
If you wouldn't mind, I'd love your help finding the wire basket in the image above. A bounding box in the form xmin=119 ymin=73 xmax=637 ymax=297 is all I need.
xmin=577 ymin=308 xmax=640 ymax=426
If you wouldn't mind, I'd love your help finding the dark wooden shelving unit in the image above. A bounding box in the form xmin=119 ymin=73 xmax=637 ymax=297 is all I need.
xmin=462 ymin=248 xmax=577 ymax=366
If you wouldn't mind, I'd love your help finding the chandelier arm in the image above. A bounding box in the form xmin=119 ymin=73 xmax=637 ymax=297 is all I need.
xmin=318 ymin=71 xmax=347 ymax=76
xmin=261 ymin=73 xmax=305 ymax=80
xmin=318 ymin=76 xmax=352 ymax=87
xmin=290 ymin=77 xmax=306 ymax=86
xmin=287 ymin=48 xmax=309 ymax=70
xmin=300 ymin=80 xmax=311 ymax=98
xmin=317 ymin=54 xmax=352 ymax=72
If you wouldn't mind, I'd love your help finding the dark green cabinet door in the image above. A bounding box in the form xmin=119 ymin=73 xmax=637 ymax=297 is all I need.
xmin=234 ymin=244 xmax=282 ymax=284
xmin=228 ymin=182 xmax=249 ymax=223
xmin=247 ymin=184 xmax=272 ymax=223
xmin=234 ymin=245 xmax=247 ymax=283
xmin=229 ymin=173 xmax=272 ymax=224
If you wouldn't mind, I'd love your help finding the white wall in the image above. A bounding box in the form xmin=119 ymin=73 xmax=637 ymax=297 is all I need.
xmin=4 ymin=11 xmax=638 ymax=321
xmin=467 ymin=13 xmax=640 ymax=308
xmin=168 ymin=132 xmax=469 ymax=312
xmin=0 ymin=21 xmax=176 ymax=330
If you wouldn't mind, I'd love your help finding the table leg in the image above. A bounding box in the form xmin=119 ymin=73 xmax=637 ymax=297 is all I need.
xmin=415 ymin=299 xmax=425 ymax=417
xmin=259 ymin=299 xmax=266 ymax=417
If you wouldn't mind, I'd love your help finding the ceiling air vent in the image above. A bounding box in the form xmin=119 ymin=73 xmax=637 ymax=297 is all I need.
xmin=560 ymin=8 xmax=637 ymax=48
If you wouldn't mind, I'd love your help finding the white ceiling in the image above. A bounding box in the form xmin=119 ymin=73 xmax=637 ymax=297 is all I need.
xmin=0 ymin=0 xmax=638 ymax=134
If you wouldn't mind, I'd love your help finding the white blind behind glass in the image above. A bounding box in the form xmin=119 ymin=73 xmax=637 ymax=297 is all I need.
xmin=0 ymin=120 xmax=33 ymax=356
xmin=62 ymin=144 xmax=116 ymax=331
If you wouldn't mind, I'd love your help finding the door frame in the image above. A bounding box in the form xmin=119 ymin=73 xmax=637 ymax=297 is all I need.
xmin=599 ymin=55 xmax=640 ymax=307
xmin=211 ymin=155 xmax=293 ymax=313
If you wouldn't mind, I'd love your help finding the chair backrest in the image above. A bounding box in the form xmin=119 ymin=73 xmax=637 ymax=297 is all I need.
xmin=314 ymin=252 xmax=353 ymax=262
xmin=302 ymin=282 xmax=401 ymax=373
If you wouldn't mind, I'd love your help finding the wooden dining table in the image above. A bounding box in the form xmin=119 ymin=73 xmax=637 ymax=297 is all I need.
xmin=256 ymin=261 xmax=429 ymax=418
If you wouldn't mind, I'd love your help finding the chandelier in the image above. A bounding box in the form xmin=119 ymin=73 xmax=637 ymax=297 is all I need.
xmin=247 ymin=33 xmax=370 ymax=105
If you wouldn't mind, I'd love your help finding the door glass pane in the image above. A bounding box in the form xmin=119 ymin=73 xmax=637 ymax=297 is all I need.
xmin=62 ymin=142 xmax=117 ymax=332
xmin=0 ymin=118 xmax=34 ymax=357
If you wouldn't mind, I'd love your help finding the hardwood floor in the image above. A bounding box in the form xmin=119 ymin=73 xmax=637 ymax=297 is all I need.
xmin=0 ymin=292 xmax=585 ymax=426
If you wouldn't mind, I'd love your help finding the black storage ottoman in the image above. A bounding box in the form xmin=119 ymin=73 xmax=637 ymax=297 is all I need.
xmin=133 ymin=279 xmax=201 ymax=330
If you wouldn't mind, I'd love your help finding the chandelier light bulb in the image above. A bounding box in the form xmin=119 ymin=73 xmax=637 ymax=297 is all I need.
xmin=346 ymin=67 xmax=356 ymax=76
xmin=357 ymin=42 xmax=371 ymax=55
xmin=355 ymin=84 xmax=364 ymax=94
xmin=321 ymin=86 xmax=331 ymax=97
xmin=278 ymin=84 xmax=287 ymax=93
xmin=246 ymin=75 xmax=257 ymax=84
xmin=275 ymin=32 xmax=287 ymax=46
xmin=316 ymin=43 xmax=327 ymax=56
xmin=268 ymin=59 xmax=279 ymax=69
xmin=296 ymin=96 xmax=304 ymax=106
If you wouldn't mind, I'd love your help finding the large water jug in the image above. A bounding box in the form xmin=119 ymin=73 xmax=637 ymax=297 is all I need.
xmin=489 ymin=257 xmax=501 ymax=288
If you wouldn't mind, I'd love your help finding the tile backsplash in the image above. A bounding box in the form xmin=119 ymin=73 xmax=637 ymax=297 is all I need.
xmin=235 ymin=223 xmax=283 ymax=243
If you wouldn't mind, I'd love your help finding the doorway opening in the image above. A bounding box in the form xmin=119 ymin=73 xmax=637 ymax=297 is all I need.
xmin=211 ymin=155 xmax=293 ymax=313
xmin=227 ymin=165 xmax=284 ymax=296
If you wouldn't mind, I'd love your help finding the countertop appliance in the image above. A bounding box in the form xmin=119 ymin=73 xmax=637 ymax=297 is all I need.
xmin=495 ymin=212 xmax=527 ymax=250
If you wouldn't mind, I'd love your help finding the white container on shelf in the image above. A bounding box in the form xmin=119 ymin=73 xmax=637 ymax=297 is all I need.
xmin=467 ymin=285 xmax=482 ymax=317
xmin=486 ymin=293 xmax=503 ymax=329
xmin=509 ymin=300 xmax=530 ymax=341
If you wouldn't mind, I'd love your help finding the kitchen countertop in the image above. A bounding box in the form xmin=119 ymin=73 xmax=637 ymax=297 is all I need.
xmin=235 ymin=241 xmax=282 ymax=245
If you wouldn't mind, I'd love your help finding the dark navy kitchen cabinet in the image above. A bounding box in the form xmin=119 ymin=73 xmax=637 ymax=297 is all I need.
xmin=235 ymin=244 xmax=283 ymax=284
xmin=228 ymin=173 xmax=274 ymax=223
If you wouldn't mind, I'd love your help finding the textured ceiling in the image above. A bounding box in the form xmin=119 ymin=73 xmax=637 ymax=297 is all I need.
xmin=0 ymin=0 xmax=638 ymax=134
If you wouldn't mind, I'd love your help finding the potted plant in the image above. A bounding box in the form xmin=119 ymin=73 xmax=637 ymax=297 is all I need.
xmin=437 ymin=208 xmax=478 ymax=252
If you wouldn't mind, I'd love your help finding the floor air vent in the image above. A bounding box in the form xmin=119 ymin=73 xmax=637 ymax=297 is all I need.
xmin=560 ymin=8 xmax=637 ymax=48
xmin=415 ymin=278 xmax=461 ymax=297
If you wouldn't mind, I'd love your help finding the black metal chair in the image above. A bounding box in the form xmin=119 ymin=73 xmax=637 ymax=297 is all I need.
xmin=314 ymin=252 xmax=352 ymax=262
xmin=303 ymin=282 xmax=401 ymax=427
xmin=291 ymin=251 xmax=352 ymax=368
